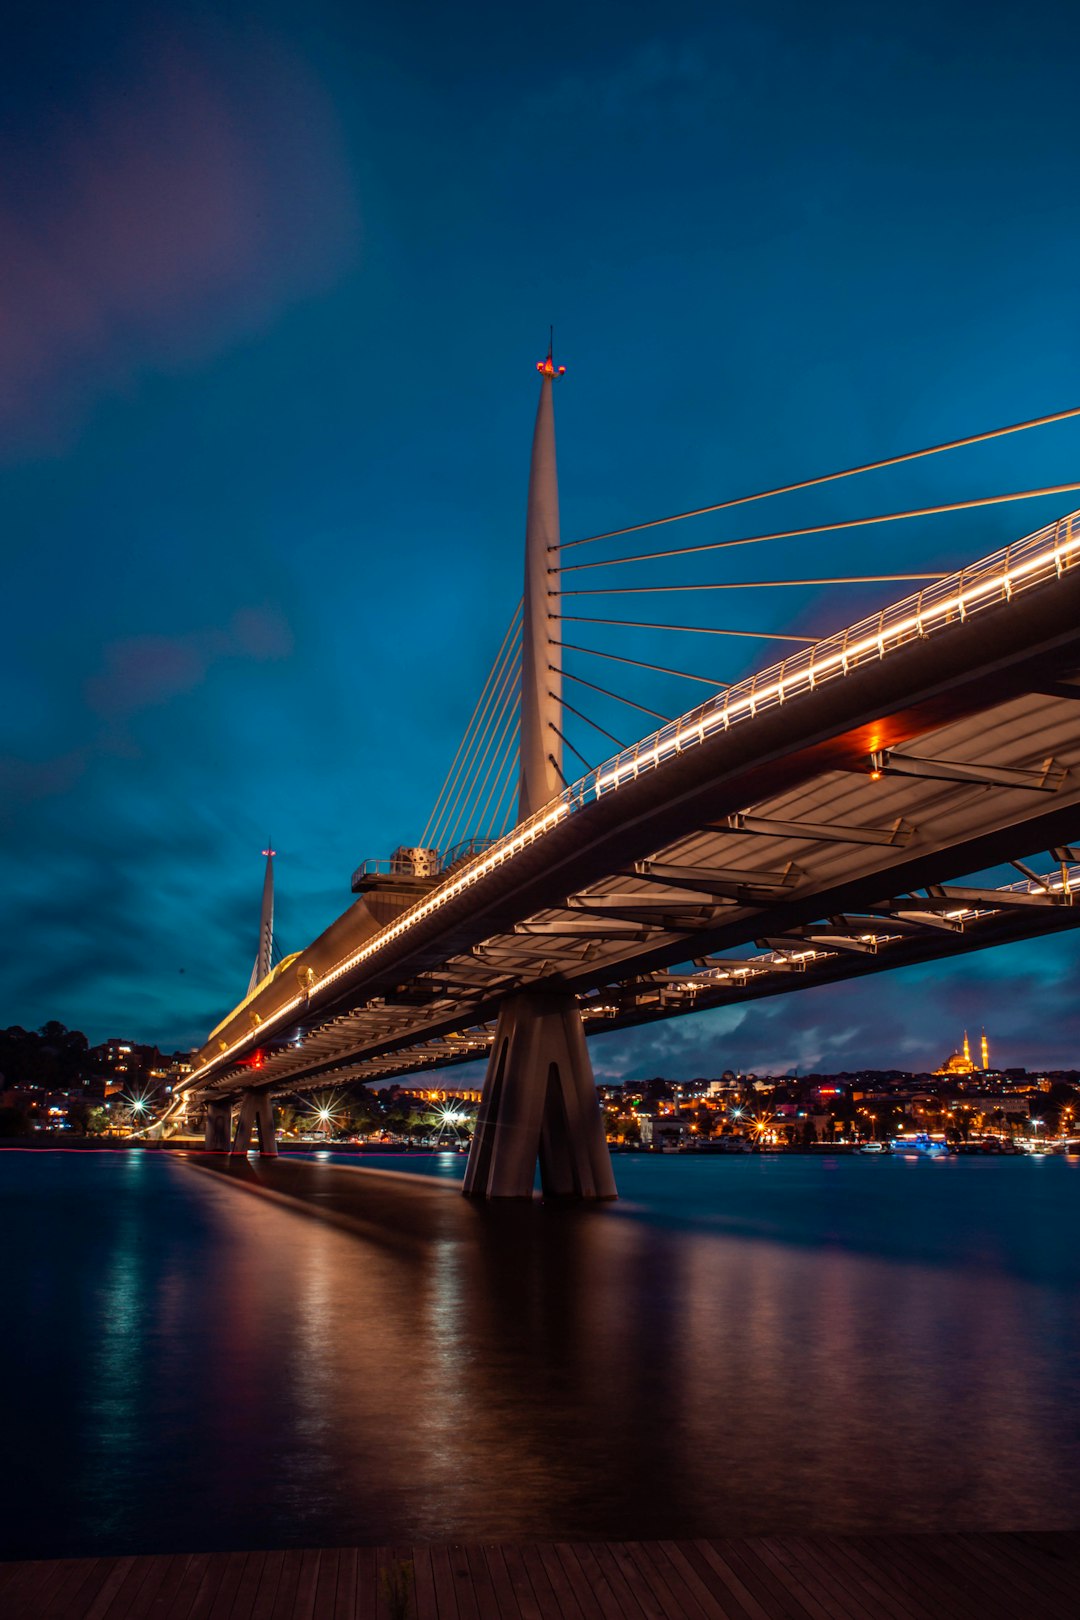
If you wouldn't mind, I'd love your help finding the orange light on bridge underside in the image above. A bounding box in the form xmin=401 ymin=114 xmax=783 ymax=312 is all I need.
xmin=536 ymin=357 xmax=566 ymax=377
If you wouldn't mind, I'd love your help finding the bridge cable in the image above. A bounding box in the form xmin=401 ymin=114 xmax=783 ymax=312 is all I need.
xmin=549 ymin=721 xmax=594 ymax=776
xmin=471 ymin=716 xmax=522 ymax=842
xmin=420 ymin=602 xmax=521 ymax=844
xmin=489 ymin=732 xmax=525 ymax=837
xmin=558 ymin=405 xmax=1080 ymax=553
xmin=555 ymin=614 xmax=816 ymax=644
xmin=549 ymin=689 xmax=627 ymax=751
xmin=560 ymin=481 xmax=1080 ymax=573
xmin=553 ymin=640 xmax=729 ymax=689
xmin=420 ymin=604 xmax=522 ymax=847
xmin=561 ymin=573 xmax=948 ymax=597
xmin=440 ymin=668 xmax=522 ymax=851
xmin=560 ymin=667 xmax=671 ymax=723
xmin=428 ymin=625 xmax=521 ymax=851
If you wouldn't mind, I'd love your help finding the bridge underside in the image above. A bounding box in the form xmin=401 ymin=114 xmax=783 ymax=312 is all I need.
xmin=184 ymin=544 xmax=1080 ymax=1185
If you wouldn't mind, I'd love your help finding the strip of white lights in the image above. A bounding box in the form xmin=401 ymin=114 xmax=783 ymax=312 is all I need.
xmin=188 ymin=513 xmax=1079 ymax=1089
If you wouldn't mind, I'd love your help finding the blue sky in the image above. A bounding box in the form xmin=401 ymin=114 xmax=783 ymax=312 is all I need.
xmin=4 ymin=0 xmax=1080 ymax=1072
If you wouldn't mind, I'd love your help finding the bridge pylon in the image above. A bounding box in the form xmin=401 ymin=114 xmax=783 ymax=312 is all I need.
xmin=204 ymin=1098 xmax=233 ymax=1152
xmin=231 ymin=1090 xmax=278 ymax=1156
xmin=464 ymin=348 xmax=616 ymax=1200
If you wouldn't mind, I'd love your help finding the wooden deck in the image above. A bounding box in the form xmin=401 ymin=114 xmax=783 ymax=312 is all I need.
xmin=1 ymin=1534 xmax=1076 ymax=1619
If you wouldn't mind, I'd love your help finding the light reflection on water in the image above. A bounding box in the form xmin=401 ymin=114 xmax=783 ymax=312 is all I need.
xmin=1 ymin=1148 xmax=1078 ymax=1558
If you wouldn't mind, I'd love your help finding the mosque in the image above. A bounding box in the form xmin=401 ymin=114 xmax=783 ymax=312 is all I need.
xmin=935 ymin=1030 xmax=991 ymax=1076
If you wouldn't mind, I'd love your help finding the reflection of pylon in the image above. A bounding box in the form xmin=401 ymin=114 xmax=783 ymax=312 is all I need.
xmin=248 ymin=843 xmax=275 ymax=993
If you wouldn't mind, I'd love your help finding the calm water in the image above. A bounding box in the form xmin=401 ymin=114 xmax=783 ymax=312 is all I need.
xmin=3 ymin=1147 xmax=1079 ymax=1559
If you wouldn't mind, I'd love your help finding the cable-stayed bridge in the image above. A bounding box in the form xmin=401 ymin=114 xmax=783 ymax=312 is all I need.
xmin=177 ymin=361 xmax=1080 ymax=1197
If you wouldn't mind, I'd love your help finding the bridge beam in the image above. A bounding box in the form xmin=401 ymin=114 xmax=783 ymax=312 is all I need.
xmin=463 ymin=990 xmax=616 ymax=1200
xmin=204 ymin=1098 xmax=233 ymax=1152
xmin=231 ymin=1090 xmax=278 ymax=1156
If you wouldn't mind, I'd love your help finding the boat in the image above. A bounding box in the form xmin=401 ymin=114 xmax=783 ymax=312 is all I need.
xmin=857 ymin=1141 xmax=890 ymax=1154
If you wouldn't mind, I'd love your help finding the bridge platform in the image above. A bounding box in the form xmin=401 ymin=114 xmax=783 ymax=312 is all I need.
xmin=2 ymin=1534 xmax=1076 ymax=1618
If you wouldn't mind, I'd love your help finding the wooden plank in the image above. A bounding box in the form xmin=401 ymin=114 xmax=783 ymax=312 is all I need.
xmin=408 ymin=1546 xmax=441 ymax=1620
xmin=958 ymin=1532 xmax=1077 ymax=1608
xmin=7 ymin=1558 xmax=67 ymax=1618
xmin=54 ymin=1557 xmax=115 ymax=1620
xmin=735 ymin=1540 xmax=835 ymax=1620
xmin=798 ymin=1541 xmax=920 ymax=1620
xmin=228 ymin=1552 xmax=270 ymax=1620
xmin=550 ymin=1544 xmax=625 ymax=1620
xmin=353 ymin=1547 xmax=379 ymax=1620
xmin=161 ymin=1552 xmax=213 ymax=1620
xmin=250 ymin=1550 xmax=288 ymax=1620
xmin=84 ymin=1556 xmax=139 ymax=1620
xmin=496 ymin=1545 xmax=544 ymax=1620
xmin=268 ymin=1549 xmax=306 ymax=1620
xmin=575 ymin=1544 xmax=651 ymax=1620
xmin=475 ymin=1547 xmax=524 ymax=1620
xmin=198 ymin=1550 xmax=249 ymax=1620
xmin=443 ymin=1544 xmax=480 ymax=1620
xmin=140 ymin=1554 xmax=195 ymax=1618
xmin=658 ymin=1541 xmax=740 ymax=1620
xmin=622 ymin=1542 xmax=711 ymax=1620
xmin=290 ymin=1548 xmax=322 ymax=1620
xmin=863 ymin=1535 xmax=1010 ymax=1620
xmin=332 ymin=1548 xmax=358 ymax=1620
xmin=29 ymin=1556 xmax=102 ymax=1619
xmin=798 ymin=1538 xmax=920 ymax=1620
xmin=853 ymin=1537 xmax=986 ymax=1620
xmin=310 ymin=1549 xmax=340 ymax=1620
xmin=461 ymin=1545 xmax=503 ymax=1620
xmin=933 ymin=1532 xmax=1073 ymax=1618
xmin=748 ymin=1535 xmax=867 ymax=1620
xmin=426 ymin=1545 xmax=461 ymax=1620
xmin=603 ymin=1541 xmax=671 ymax=1620
xmin=533 ymin=1544 xmax=588 ymax=1620
xmin=121 ymin=1555 xmax=184 ymax=1619
xmin=704 ymin=1540 xmax=825 ymax=1620
xmin=514 ymin=1546 xmax=563 ymax=1620
xmin=762 ymin=1537 xmax=881 ymax=1620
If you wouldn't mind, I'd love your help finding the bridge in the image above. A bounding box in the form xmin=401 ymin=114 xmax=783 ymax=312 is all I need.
xmin=176 ymin=359 xmax=1080 ymax=1197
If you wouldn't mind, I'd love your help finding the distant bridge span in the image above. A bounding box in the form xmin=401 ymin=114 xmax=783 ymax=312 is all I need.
xmin=179 ymin=364 xmax=1080 ymax=1196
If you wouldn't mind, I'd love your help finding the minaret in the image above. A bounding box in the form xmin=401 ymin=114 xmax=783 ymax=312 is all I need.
xmin=981 ymin=1030 xmax=990 ymax=1071
xmin=249 ymin=843 xmax=275 ymax=992
xmin=962 ymin=1030 xmax=971 ymax=1067
xmin=518 ymin=347 xmax=566 ymax=822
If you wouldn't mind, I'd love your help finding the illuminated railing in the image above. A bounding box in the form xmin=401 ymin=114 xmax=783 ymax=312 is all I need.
xmin=189 ymin=510 xmax=1080 ymax=1087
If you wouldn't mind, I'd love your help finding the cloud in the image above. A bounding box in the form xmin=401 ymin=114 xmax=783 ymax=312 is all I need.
xmin=84 ymin=608 xmax=293 ymax=718
xmin=0 ymin=22 xmax=358 ymax=449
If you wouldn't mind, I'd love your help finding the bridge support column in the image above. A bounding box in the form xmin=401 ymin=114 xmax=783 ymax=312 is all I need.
xmin=231 ymin=1091 xmax=278 ymax=1156
xmin=204 ymin=1099 xmax=233 ymax=1152
xmin=463 ymin=991 xmax=616 ymax=1200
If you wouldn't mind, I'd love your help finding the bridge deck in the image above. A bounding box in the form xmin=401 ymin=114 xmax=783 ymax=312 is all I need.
xmin=3 ymin=1534 xmax=1077 ymax=1618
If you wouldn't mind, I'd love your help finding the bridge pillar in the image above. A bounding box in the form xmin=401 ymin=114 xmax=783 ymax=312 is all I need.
xmin=231 ymin=1091 xmax=278 ymax=1156
xmin=204 ymin=1099 xmax=233 ymax=1152
xmin=463 ymin=991 xmax=616 ymax=1200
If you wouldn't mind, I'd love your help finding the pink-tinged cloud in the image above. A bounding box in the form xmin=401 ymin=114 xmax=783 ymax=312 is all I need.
xmin=85 ymin=607 xmax=294 ymax=716
xmin=0 ymin=25 xmax=358 ymax=447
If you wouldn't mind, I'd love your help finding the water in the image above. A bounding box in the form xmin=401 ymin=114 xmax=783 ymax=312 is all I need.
xmin=3 ymin=1147 xmax=1079 ymax=1559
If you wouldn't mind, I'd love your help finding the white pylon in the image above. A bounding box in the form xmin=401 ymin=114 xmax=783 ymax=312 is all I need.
xmin=463 ymin=351 xmax=616 ymax=1201
xmin=248 ymin=842 xmax=276 ymax=993
xmin=518 ymin=349 xmax=566 ymax=821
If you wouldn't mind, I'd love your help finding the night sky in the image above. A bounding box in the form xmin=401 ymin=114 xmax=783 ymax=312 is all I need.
xmin=5 ymin=0 xmax=1080 ymax=1075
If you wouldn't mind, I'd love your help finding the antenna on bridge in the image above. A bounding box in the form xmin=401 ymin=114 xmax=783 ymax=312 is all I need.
xmin=248 ymin=842 xmax=276 ymax=993
xmin=521 ymin=336 xmax=567 ymax=820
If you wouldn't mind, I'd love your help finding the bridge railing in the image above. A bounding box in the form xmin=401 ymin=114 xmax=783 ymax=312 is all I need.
xmin=190 ymin=508 xmax=1080 ymax=1086
xmin=588 ymin=508 xmax=1079 ymax=798
xmin=421 ymin=509 xmax=1080 ymax=907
